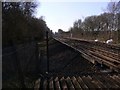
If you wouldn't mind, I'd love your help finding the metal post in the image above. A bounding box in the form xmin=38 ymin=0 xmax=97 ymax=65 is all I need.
xmin=46 ymin=31 xmax=49 ymax=73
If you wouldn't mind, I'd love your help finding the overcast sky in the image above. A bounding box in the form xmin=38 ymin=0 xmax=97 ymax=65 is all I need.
xmin=34 ymin=1 xmax=111 ymax=32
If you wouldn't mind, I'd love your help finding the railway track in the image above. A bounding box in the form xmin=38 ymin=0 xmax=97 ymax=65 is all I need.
xmin=34 ymin=74 xmax=120 ymax=89
xmin=34 ymin=38 xmax=120 ymax=89
xmin=54 ymin=37 xmax=120 ymax=72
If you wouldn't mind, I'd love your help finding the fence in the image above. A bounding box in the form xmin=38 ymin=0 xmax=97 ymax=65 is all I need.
xmin=2 ymin=40 xmax=40 ymax=88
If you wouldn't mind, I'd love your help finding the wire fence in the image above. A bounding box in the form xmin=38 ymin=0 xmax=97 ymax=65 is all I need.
xmin=2 ymin=40 xmax=40 ymax=88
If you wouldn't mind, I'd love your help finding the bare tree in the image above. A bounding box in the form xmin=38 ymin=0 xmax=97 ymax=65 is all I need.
xmin=107 ymin=1 xmax=119 ymax=38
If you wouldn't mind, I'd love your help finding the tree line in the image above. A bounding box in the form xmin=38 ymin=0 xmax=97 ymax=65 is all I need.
xmin=57 ymin=1 xmax=120 ymax=44
xmin=2 ymin=2 xmax=50 ymax=47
